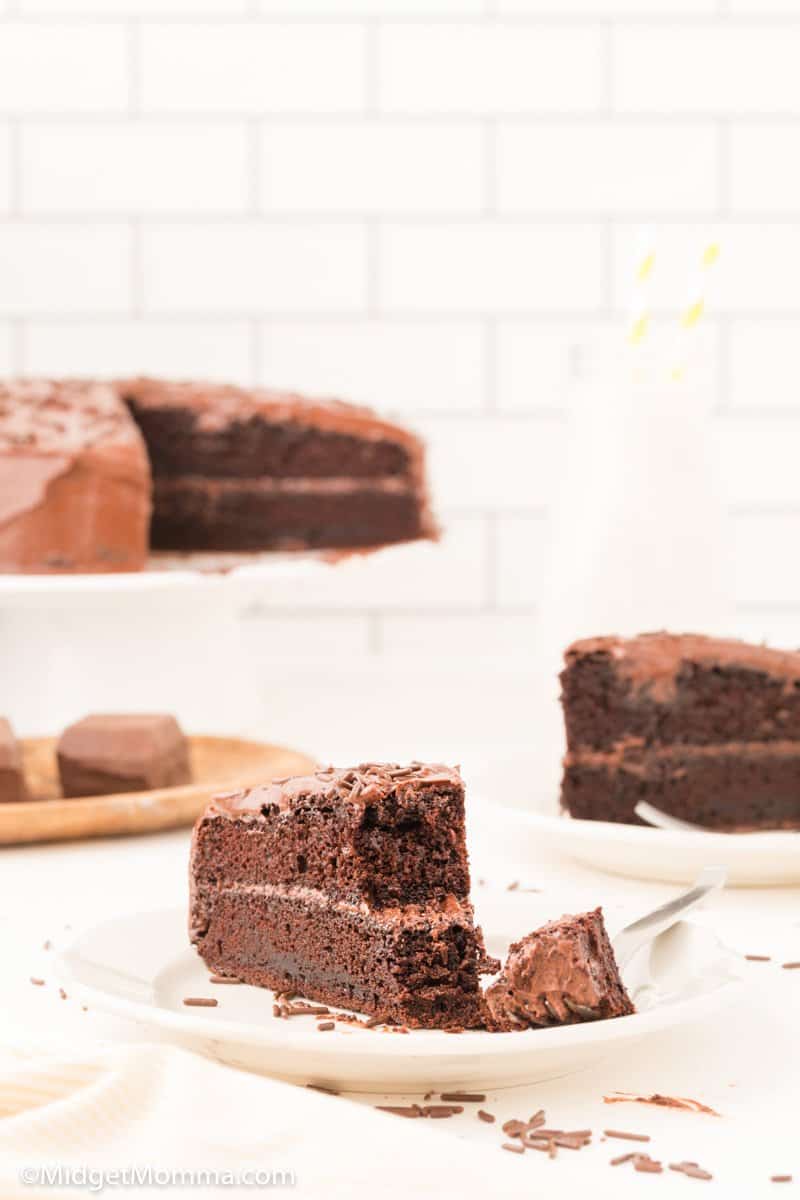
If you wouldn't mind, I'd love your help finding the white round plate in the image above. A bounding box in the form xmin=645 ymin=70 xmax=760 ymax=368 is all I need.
xmin=494 ymin=801 xmax=800 ymax=889
xmin=57 ymin=904 xmax=743 ymax=1093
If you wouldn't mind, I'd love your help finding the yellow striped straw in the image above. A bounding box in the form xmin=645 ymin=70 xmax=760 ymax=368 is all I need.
xmin=670 ymin=239 xmax=720 ymax=381
xmin=627 ymin=226 xmax=658 ymax=347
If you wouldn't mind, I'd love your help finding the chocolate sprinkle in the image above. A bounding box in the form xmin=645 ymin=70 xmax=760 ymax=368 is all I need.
xmin=440 ymin=1091 xmax=486 ymax=1103
xmin=771 ymin=1176 xmax=793 ymax=1183
xmin=502 ymin=1142 xmax=525 ymax=1155
xmin=317 ymin=1020 xmax=335 ymax=1031
xmin=670 ymin=1161 xmax=713 ymax=1181
xmin=477 ymin=1110 xmax=496 ymax=1124
xmin=29 ymin=977 xmax=45 ymax=987
xmin=604 ymin=1092 xmax=721 ymax=1116
xmin=782 ymin=961 xmax=800 ymax=969
xmin=209 ymin=974 xmax=242 ymax=984
xmin=377 ymin=1106 xmax=420 ymax=1119
xmin=745 ymin=955 xmax=771 ymax=962
xmin=183 ymin=997 xmax=218 ymax=1007
xmin=605 ymin=1129 xmax=651 ymax=1142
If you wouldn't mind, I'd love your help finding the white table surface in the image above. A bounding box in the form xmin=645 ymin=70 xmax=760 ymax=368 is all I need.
xmin=1 ymin=750 xmax=798 ymax=1199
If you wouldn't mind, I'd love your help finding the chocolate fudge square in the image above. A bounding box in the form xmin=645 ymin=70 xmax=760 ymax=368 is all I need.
xmin=58 ymin=714 xmax=191 ymax=798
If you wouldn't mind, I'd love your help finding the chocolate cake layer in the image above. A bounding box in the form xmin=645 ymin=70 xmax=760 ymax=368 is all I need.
xmin=149 ymin=477 xmax=427 ymax=552
xmin=119 ymin=379 xmax=436 ymax=554
xmin=0 ymin=379 xmax=151 ymax=574
xmin=484 ymin=908 xmax=633 ymax=1031
xmin=563 ymin=742 xmax=800 ymax=830
xmin=120 ymin=380 xmax=417 ymax=480
xmin=191 ymin=883 xmax=496 ymax=1030
xmin=58 ymin=713 xmax=191 ymax=798
xmin=562 ymin=633 xmax=800 ymax=752
xmin=0 ymin=718 xmax=27 ymax=803
xmin=192 ymin=763 xmax=470 ymax=911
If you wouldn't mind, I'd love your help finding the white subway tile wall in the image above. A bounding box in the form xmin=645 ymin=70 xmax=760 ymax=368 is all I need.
xmin=0 ymin=4 xmax=798 ymax=658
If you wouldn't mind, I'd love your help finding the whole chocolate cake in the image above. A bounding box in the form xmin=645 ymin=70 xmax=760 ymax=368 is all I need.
xmin=0 ymin=379 xmax=151 ymax=574
xmin=190 ymin=763 xmax=498 ymax=1029
xmin=0 ymin=377 xmax=436 ymax=572
xmin=561 ymin=632 xmax=800 ymax=830
xmin=118 ymin=379 xmax=436 ymax=554
xmin=484 ymin=908 xmax=633 ymax=1031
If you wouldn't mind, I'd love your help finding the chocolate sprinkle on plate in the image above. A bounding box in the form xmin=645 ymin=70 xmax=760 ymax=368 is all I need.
xmin=771 ymin=1175 xmax=793 ymax=1183
xmin=671 ymin=1161 xmax=713 ymax=1181
xmin=209 ymin=974 xmax=242 ymax=984
xmin=745 ymin=955 xmax=771 ymax=962
xmin=183 ymin=997 xmax=218 ymax=1007
xmin=605 ymin=1129 xmax=651 ymax=1142
xmin=502 ymin=1142 xmax=525 ymax=1155
xmin=782 ymin=961 xmax=800 ymax=969
xmin=478 ymin=1110 xmax=496 ymax=1124
xmin=29 ymin=977 xmax=45 ymax=987
xmin=316 ymin=1020 xmax=335 ymax=1031
xmin=440 ymin=1092 xmax=486 ymax=1103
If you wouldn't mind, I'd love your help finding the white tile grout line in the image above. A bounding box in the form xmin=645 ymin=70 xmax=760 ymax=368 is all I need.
xmin=0 ymin=13 xmax=794 ymax=26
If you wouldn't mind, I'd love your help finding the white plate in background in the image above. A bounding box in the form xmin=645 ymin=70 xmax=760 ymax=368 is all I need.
xmin=57 ymin=904 xmax=743 ymax=1093
xmin=491 ymin=798 xmax=800 ymax=888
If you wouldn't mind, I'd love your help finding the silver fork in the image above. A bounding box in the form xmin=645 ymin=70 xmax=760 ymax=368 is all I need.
xmin=612 ymin=866 xmax=727 ymax=970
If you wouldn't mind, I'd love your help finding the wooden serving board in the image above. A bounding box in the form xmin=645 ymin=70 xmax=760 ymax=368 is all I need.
xmin=0 ymin=736 xmax=316 ymax=847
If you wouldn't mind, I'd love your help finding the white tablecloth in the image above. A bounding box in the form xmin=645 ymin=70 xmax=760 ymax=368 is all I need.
xmin=1 ymin=804 xmax=798 ymax=1199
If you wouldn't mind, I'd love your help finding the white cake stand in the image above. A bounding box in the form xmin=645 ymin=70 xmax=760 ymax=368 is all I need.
xmin=0 ymin=554 xmax=321 ymax=734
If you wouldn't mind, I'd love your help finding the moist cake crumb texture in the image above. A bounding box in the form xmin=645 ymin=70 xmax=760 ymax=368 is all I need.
xmin=190 ymin=762 xmax=498 ymax=1030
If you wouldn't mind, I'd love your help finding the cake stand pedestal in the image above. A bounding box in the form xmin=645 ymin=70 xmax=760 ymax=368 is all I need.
xmin=0 ymin=558 xmax=316 ymax=735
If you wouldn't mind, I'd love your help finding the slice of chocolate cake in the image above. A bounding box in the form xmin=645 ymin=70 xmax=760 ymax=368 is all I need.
xmin=118 ymin=379 xmax=436 ymax=554
xmin=0 ymin=718 xmax=27 ymax=803
xmin=484 ymin=908 xmax=634 ymax=1031
xmin=0 ymin=379 xmax=151 ymax=574
xmin=190 ymin=764 xmax=498 ymax=1029
xmin=58 ymin=714 xmax=191 ymax=798
xmin=561 ymin=632 xmax=800 ymax=830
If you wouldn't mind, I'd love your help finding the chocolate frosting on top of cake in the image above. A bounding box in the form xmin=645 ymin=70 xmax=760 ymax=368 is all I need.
xmin=208 ymin=762 xmax=461 ymax=818
xmin=0 ymin=379 xmax=136 ymax=454
xmin=117 ymin=378 xmax=425 ymax=449
xmin=0 ymin=379 xmax=151 ymax=574
xmin=566 ymin=632 xmax=800 ymax=703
